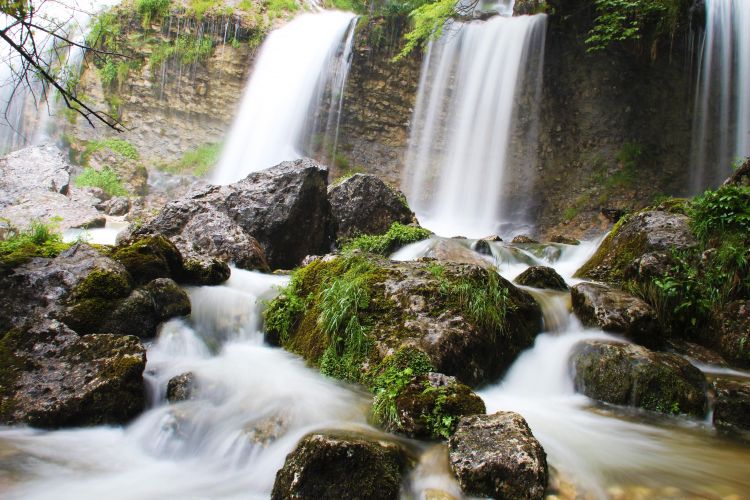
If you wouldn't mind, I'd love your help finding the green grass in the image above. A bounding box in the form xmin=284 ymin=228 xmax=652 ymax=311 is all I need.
xmin=0 ymin=219 xmax=70 ymax=267
xmin=75 ymin=167 xmax=129 ymax=197
xmin=265 ymin=0 xmax=298 ymax=19
xmin=342 ymin=222 xmax=431 ymax=255
xmin=159 ymin=143 xmax=221 ymax=176
xmin=84 ymin=138 xmax=140 ymax=161
xmin=137 ymin=0 xmax=172 ymax=27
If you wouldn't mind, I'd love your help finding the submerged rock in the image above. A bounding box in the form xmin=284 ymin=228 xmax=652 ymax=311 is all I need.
xmin=571 ymin=282 xmax=661 ymax=348
xmin=0 ymin=321 xmax=146 ymax=427
xmin=448 ymin=411 xmax=548 ymax=499
xmin=130 ymin=158 xmax=333 ymax=270
xmin=514 ymin=265 xmax=568 ymax=291
xmin=271 ymin=430 xmax=413 ymax=500
xmin=390 ymin=373 xmax=486 ymax=439
xmin=570 ymin=340 xmax=708 ymax=418
xmin=713 ymin=378 xmax=750 ymax=434
xmin=575 ymin=210 xmax=697 ymax=283
xmin=328 ymin=173 xmax=415 ymax=240
xmin=167 ymin=372 xmax=197 ymax=402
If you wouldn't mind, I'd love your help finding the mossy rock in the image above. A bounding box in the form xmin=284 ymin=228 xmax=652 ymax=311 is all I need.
xmin=180 ymin=257 xmax=231 ymax=286
xmin=70 ymin=267 xmax=133 ymax=301
xmin=112 ymin=235 xmax=184 ymax=286
xmin=574 ymin=211 xmax=697 ymax=284
xmin=514 ymin=266 xmax=568 ymax=291
xmin=570 ymin=339 xmax=708 ymax=418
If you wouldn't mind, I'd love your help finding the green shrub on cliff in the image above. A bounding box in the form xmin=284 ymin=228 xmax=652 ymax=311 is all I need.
xmin=137 ymin=0 xmax=172 ymax=27
xmin=75 ymin=167 xmax=129 ymax=197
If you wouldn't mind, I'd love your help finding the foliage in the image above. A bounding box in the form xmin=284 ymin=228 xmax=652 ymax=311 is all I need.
xmin=75 ymin=167 xmax=129 ymax=197
xmin=265 ymin=0 xmax=298 ymax=19
xmin=99 ymin=58 xmax=118 ymax=87
xmin=370 ymin=347 xmax=433 ymax=429
xmin=84 ymin=138 xmax=140 ymax=161
xmin=137 ymin=0 xmax=172 ymax=27
xmin=438 ymin=268 xmax=510 ymax=336
xmin=688 ymin=185 xmax=750 ymax=243
xmin=342 ymin=222 xmax=431 ymax=255
xmin=394 ymin=0 xmax=455 ymax=61
xmin=586 ymin=0 xmax=689 ymax=52
xmin=150 ymin=34 xmax=214 ymax=70
xmin=0 ymin=219 xmax=70 ymax=267
xmin=420 ymin=384 xmax=455 ymax=438
xmin=161 ymin=143 xmax=221 ymax=176
xmin=86 ymin=11 xmax=121 ymax=52
xmin=263 ymin=290 xmax=306 ymax=345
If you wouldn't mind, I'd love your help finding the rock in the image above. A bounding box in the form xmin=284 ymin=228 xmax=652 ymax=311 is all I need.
xmin=275 ymin=256 xmax=543 ymax=387
xmin=131 ymin=159 xmax=333 ymax=270
xmin=166 ymin=372 xmax=197 ymax=402
xmin=429 ymin=240 xmax=493 ymax=269
xmin=571 ymin=282 xmax=661 ymax=347
xmin=243 ymin=414 xmax=288 ymax=447
xmin=514 ymin=266 xmax=568 ymax=291
xmin=723 ymin=157 xmax=750 ymax=187
xmin=713 ymin=378 xmax=750 ymax=433
xmin=0 ymin=321 xmax=146 ymax=427
xmin=570 ymin=340 xmax=708 ymax=418
xmin=390 ymin=373 xmax=486 ymax=439
xmin=481 ymin=234 xmax=503 ymax=242
xmin=601 ymin=208 xmax=627 ymax=223
xmin=112 ymin=235 xmax=185 ymax=286
xmin=470 ymin=239 xmax=492 ymax=256
xmin=549 ymin=234 xmax=580 ymax=245
xmin=97 ymin=196 xmax=131 ymax=216
xmin=328 ymin=173 xmax=415 ymax=240
xmin=666 ymin=339 xmax=728 ymax=367
xmin=512 ymin=235 xmax=539 ymax=244
xmin=0 ymin=145 xmax=104 ymax=231
xmin=271 ymin=430 xmax=413 ymax=500
xmin=716 ymin=300 xmax=750 ymax=368
xmin=448 ymin=411 xmax=548 ymax=499
xmin=575 ymin=210 xmax=698 ymax=283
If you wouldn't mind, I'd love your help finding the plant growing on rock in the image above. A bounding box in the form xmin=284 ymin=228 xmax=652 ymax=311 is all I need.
xmin=342 ymin=221 xmax=431 ymax=255
xmin=0 ymin=219 xmax=69 ymax=267
xmin=75 ymin=167 xmax=129 ymax=197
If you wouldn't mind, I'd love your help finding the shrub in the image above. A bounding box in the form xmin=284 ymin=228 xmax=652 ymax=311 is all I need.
xmin=137 ymin=0 xmax=171 ymax=27
xmin=0 ymin=219 xmax=70 ymax=267
xmin=342 ymin=222 xmax=431 ymax=255
xmin=688 ymin=185 xmax=750 ymax=243
xmin=84 ymin=138 xmax=140 ymax=161
xmin=75 ymin=167 xmax=128 ymax=197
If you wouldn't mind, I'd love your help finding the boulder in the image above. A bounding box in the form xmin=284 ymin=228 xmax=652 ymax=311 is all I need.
xmin=570 ymin=340 xmax=708 ymax=418
xmin=549 ymin=234 xmax=580 ymax=245
xmin=448 ymin=412 xmax=548 ymax=499
xmin=575 ymin=210 xmax=698 ymax=283
xmin=97 ymin=196 xmax=131 ymax=216
xmin=271 ymin=430 xmax=413 ymax=500
xmin=470 ymin=239 xmax=492 ymax=256
xmin=716 ymin=300 xmax=750 ymax=368
xmin=430 ymin=240 xmax=493 ymax=269
xmin=571 ymin=282 xmax=661 ymax=347
xmin=328 ymin=173 xmax=415 ymax=240
xmin=713 ymin=378 xmax=750 ymax=433
xmin=131 ymin=159 xmax=333 ymax=270
xmin=111 ymin=235 xmax=184 ymax=286
xmin=514 ymin=266 xmax=568 ymax=291
xmin=512 ymin=235 xmax=539 ymax=244
xmin=0 ymin=321 xmax=146 ymax=427
xmin=167 ymin=372 xmax=197 ymax=402
xmin=0 ymin=144 xmax=104 ymax=231
xmin=389 ymin=372 xmax=486 ymax=439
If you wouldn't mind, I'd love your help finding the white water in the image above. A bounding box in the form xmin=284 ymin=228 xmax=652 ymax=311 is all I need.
xmin=212 ymin=11 xmax=356 ymax=185
xmin=402 ymin=14 xmax=547 ymax=239
xmin=0 ymin=270 xmax=378 ymax=499
xmin=690 ymin=0 xmax=750 ymax=191
xmin=0 ymin=0 xmax=119 ymax=155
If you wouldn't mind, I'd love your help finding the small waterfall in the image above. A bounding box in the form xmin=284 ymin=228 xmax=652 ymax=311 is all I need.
xmin=212 ymin=11 xmax=356 ymax=185
xmin=690 ymin=0 xmax=750 ymax=191
xmin=402 ymin=13 xmax=547 ymax=238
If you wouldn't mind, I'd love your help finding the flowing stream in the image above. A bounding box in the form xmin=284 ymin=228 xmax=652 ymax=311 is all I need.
xmin=690 ymin=0 xmax=750 ymax=191
xmin=212 ymin=11 xmax=357 ymax=184
xmin=402 ymin=13 xmax=546 ymax=238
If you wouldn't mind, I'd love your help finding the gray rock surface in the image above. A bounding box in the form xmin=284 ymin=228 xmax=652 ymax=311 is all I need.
xmin=271 ymin=430 xmax=412 ymax=500
xmin=448 ymin=411 xmax=548 ymax=499
xmin=571 ymin=282 xmax=661 ymax=347
xmin=570 ymin=340 xmax=708 ymax=417
xmin=328 ymin=173 xmax=415 ymax=240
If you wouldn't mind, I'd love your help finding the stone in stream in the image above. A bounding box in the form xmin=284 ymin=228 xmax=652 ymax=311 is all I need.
xmin=570 ymin=340 xmax=708 ymax=418
xmin=167 ymin=372 xmax=197 ymax=402
xmin=571 ymin=282 xmax=661 ymax=348
xmin=271 ymin=430 xmax=414 ymax=500
xmin=470 ymin=239 xmax=492 ymax=256
xmin=514 ymin=265 xmax=568 ymax=291
xmin=549 ymin=234 xmax=580 ymax=245
xmin=0 ymin=320 xmax=146 ymax=427
xmin=127 ymin=158 xmax=334 ymax=270
xmin=511 ymin=235 xmax=539 ymax=244
xmin=712 ymin=378 xmax=750 ymax=434
xmin=328 ymin=173 xmax=416 ymax=240
xmin=448 ymin=411 xmax=548 ymax=499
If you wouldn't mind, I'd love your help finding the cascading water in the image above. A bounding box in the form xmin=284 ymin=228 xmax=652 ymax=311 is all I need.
xmin=212 ymin=11 xmax=356 ymax=185
xmin=402 ymin=13 xmax=546 ymax=238
xmin=690 ymin=0 xmax=750 ymax=191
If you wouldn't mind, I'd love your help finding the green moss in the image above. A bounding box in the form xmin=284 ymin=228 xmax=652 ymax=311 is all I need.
xmin=159 ymin=143 xmax=221 ymax=177
xmin=112 ymin=236 xmax=182 ymax=285
xmin=84 ymin=138 xmax=140 ymax=162
xmin=342 ymin=222 xmax=431 ymax=255
xmin=574 ymin=213 xmax=644 ymax=283
xmin=72 ymin=268 xmax=133 ymax=301
xmin=62 ymin=297 xmax=111 ymax=334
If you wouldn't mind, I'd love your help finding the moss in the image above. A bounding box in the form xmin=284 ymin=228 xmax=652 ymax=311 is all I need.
xmin=112 ymin=236 xmax=182 ymax=285
xmin=72 ymin=268 xmax=133 ymax=301
xmin=574 ymin=213 xmax=646 ymax=283
xmin=62 ymin=298 xmax=112 ymax=334
xmin=341 ymin=222 xmax=431 ymax=255
xmin=180 ymin=258 xmax=230 ymax=286
xmin=0 ymin=220 xmax=71 ymax=268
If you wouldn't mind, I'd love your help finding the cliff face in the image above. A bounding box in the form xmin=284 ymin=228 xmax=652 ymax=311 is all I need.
xmin=65 ymin=10 xmax=260 ymax=167
xmin=328 ymin=17 xmax=422 ymax=186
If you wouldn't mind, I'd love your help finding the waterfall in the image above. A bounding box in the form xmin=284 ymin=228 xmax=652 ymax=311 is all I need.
xmin=402 ymin=13 xmax=547 ymax=239
xmin=212 ymin=11 xmax=356 ymax=185
xmin=690 ymin=0 xmax=750 ymax=191
xmin=0 ymin=0 xmax=119 ymax=155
